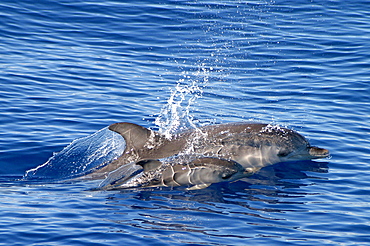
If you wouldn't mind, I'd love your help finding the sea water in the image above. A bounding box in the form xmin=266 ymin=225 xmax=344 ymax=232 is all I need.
xmin=0 ymin=0 xmax=369 ymax=245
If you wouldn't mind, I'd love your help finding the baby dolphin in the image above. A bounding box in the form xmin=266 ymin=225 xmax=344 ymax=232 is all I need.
xmin=99 ymin=156 xmax=251 ymax=190
xmin=91 ymin=122 xmax=329 ymax=181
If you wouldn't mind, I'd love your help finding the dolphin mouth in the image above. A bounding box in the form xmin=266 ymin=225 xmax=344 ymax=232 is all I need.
xmin=286 ymin=146 xmax=330 ymax=160
xmin=308 ymin=146 xmax=330 ymax=158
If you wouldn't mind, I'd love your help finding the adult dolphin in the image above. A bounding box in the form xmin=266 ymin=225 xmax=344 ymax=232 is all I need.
xmin=90 ymin=122 xmax=329 ymax=181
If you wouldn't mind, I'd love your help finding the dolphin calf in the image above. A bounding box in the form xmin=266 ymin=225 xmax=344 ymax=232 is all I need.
xmin=99 ymin=156 xmax=251 ymax=190
xmin=91 ymin=122 xmax=329 ymax=189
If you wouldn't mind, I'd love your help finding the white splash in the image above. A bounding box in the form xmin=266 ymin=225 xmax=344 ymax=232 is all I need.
xmin=23 ymin=127 xmax=126 ymax=180
xmin=155 ymin=65 xmax=211 ymax=138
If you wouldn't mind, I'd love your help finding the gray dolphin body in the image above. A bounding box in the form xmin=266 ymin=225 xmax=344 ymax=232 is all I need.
xmin=93 ymin=122 xmax=329 ymax=189
xmin=99 ymin=156 xmax=250 ymax=190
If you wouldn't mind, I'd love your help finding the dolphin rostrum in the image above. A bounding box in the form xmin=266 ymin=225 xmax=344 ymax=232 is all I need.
xmin=91 ymin=122 xmax=329 ymax=188
xmin=99 ymin=156 xmax=251 ymax=190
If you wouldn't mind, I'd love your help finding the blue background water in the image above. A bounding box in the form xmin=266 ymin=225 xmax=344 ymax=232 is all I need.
xmin=1 ymin=0 xmax=369 ymax=245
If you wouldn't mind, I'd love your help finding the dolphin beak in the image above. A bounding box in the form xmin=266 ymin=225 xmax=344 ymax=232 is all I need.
xmin=308 ymin=146 xmax=330 ymax=159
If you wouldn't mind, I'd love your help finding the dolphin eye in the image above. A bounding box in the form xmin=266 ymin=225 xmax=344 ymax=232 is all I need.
xmin=277 ymin=150 xmax=290 ymax=157
xmin=221 ymin=172 xmax=234 ymax=179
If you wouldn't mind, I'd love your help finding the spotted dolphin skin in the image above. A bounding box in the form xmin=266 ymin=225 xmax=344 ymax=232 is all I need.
xmin=91 ymin=122 xmax=329 ymax=183
xmin=93 ymin=122 xmax=329 ymax=189
xmin=99 ymin=156 xmax=251 ymax=190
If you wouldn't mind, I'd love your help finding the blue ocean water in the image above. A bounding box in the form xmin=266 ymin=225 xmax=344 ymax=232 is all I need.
xmin=1 ymin=0 xmax=369 ymax=245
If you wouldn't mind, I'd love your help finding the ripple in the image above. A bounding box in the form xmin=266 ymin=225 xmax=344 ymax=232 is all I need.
xmin=0 ymin=0 xmax=369 ymax=245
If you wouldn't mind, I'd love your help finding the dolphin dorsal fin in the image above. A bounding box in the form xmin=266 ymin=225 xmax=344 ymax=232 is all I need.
xmin=136 ymin=159 xmax=162 ymax=172
xmin=109 ymin=122 xmax=153 ymax=151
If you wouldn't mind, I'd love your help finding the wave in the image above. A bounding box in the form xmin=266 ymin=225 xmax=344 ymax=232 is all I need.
xmin=23 ymin=127 xmax=125 ymax=181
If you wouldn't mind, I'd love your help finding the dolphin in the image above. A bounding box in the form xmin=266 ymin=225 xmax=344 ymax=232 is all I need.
xmin=90 ymin=122 xmax=329 ymax=183
xmin=99 ymin=156 xmax=251 ymax=190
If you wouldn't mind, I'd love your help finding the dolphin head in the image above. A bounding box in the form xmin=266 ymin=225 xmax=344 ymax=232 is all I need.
xmin=276 ymin=132 xmax=330 ymax=162
xmin=257 ymin=125 xmax=330 ymax=162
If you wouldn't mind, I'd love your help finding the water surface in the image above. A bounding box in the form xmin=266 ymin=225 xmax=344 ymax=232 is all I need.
xmin=1 ymin=0 xmax=369 ymax=245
